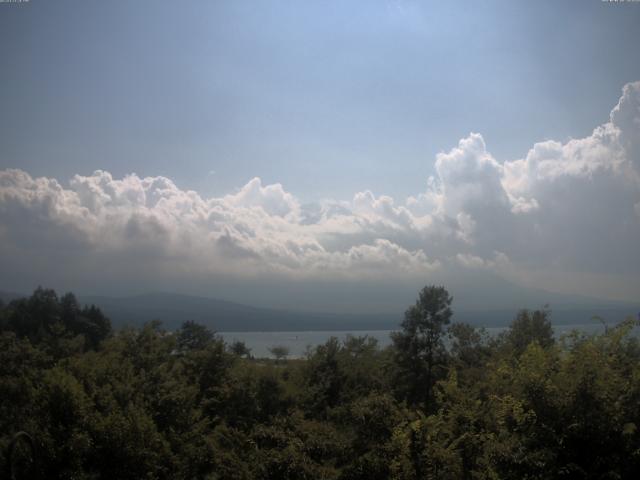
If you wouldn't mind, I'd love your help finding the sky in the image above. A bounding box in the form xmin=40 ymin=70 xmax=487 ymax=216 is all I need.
xmin=1 ymin=0 xmax=640 ymax=313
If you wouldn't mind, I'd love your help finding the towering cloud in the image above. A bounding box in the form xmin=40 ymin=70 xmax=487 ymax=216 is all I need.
xmin=1 ymin=82 xmax=639 ymax=302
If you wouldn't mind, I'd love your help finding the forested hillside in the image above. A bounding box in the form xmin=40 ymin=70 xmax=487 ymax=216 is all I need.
xmin=1 ymin=286 xmax=639 ymax=479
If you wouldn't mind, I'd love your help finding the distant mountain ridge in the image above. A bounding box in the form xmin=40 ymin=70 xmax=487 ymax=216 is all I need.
xmin=78 ymin=292 xmax=401 ymax=332
xmin=83 ymin=292 xmax=403 ymax=331
xmin=1 ymin=289 xmax=638 ymax=332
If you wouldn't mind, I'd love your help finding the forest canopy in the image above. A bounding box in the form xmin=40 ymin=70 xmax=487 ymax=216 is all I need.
xmin=1 ymin=286 xmax=639 ymax=479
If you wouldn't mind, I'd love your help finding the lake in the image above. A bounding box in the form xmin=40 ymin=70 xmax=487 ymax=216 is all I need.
xmin=220 ymin=322 xmax=616 ymax=359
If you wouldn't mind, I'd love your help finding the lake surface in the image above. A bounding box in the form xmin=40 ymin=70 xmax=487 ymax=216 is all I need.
xmin=220 ymin=323 xmax=615 ymax=359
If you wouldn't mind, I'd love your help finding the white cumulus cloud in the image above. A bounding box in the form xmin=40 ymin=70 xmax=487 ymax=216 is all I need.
xmin=1 ymin=82 xmax=640 ymax=302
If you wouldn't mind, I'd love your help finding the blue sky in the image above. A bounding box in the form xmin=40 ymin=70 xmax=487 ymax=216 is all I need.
xmin=1 ymin=1 xmax=640 ymax=312
xmin=2 ymin=0 xmax=639 ymax=201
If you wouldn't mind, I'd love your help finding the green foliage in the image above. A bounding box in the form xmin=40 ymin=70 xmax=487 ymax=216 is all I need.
xmin=391 ymin=285 xmax=453 ymax=410
xmin=501 ymin=307 xmax=554 ymax=356
xmin=448 ymin=322 xmax=490 ymax=368
xmin=229 ymin=340 xmax=252 ymax=358
xmin=251 ymin=413 xmax=344 ymax=480
xmin=1 ymin=287 xmax=112 ymax=355
xmin=178 ymin=320 xmax=215 ymax=352
xmin=300 ymin=335 xmax=389 ymax=418
xmin=1 ymin=286 xmax=639 ymax=479
xmin=336 ymin=393 xmax=408 ymax=480
xmin=269 ymin=345 xmax=291 ymax=362
xmin=217 ymin=362 xmax=290 ymax=429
